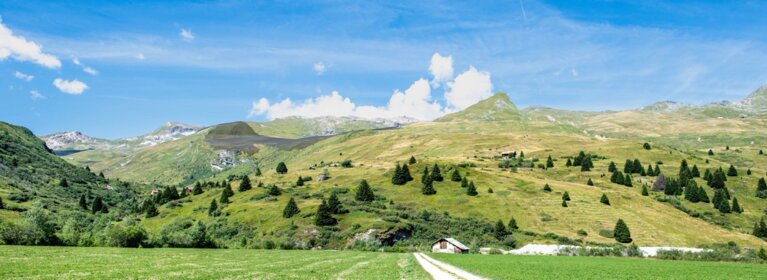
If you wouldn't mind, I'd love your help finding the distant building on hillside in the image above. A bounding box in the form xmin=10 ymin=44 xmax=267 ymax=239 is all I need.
xmin=432 ymin=238 xmax=469 ymax=254
xmin=501 ymin=151 xmax=517 ymax=159
xmin=150 ymin=189 xmax=160 ymax=195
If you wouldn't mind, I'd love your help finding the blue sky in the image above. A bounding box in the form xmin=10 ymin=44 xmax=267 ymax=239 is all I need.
xmin=2 ymin=0 xmax=767 ymax=139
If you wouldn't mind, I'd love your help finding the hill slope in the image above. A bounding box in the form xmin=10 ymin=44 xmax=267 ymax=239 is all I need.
xmin=436 ymin=93 xmax=521 ymax=122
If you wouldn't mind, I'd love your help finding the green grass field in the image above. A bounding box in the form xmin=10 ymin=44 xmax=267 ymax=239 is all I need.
xmin=431 ymin=253 xmax=766 ymax=280
xmin=0 ymin=246 xmax=429 ymax=280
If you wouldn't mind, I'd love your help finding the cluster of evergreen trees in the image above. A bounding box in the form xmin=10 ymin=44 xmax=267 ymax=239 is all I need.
xmin=459 ymin=177 xmax=478 ymax=196
xmin=753 ymin=218 xmax=767 ymax=239
xmin=391 ymin=163 xmax=413 ymax=185
xmin=566 ymin=151 xmax=594 ymax=172
xmin=610 ymin=170 xmax=633 ymax=187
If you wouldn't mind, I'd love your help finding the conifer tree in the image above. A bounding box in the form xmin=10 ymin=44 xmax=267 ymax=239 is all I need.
xmin=731 ymin=197 xmax=742 ymax=213
xmin=757 ymin=178 xmax=767 ymax=198
xmin=561 ymin=200 xmax=568 ymax=207
xmin=268 ymin=184 xmax=282 ymax=196
xmin=691 ymin=165 xmax=700 ymax=177
xmin=466 ymin=181 xmax=478 ymax=196
xmin=276 ymin=162 xmax=288 ymax=174
xmin=494 ymin=220 xmax=508 ymax=240
xmin=646 ymin=164 xmax=655 ymax=176
xmin=704 ymin=169 xmax=712 ymax=181
xmin=708 ymin=149 xmax=714 ymax=155
xmin=431 ymin=164 xmax=444 ymax=182
xmin=623 ymin=174 xmax=633 ymax=187
xmin=60 ymin=178 xmax=69 ymax=188
xmin=633 ymin=159 xmax=643 ymax=175
xmin=282 ymin=198 xmax=300 ymax=218
xmin=566 ymin=158 xmax=573 ymax=167
xmin=239 ymin=176 xmax=253 ymax=191
xmin=421 ymin=166 xmax=430 ymax=184
xmin=753 ymin=218 xmax=767 ymax=238
xmin=520 ymin=151 xmax=525 ymax=158
xmin=546 ymin=156 xmax=554 ymax=168
xmin=402 ymin=164 xmax=413 ymax=181
xmin=164 ymin=186 xmax=180 ymax=201
xmin=355 ymin=180 xmax=375 ymax=201
xmin=709 ymin=170 xmax=726 ymax=189
xmin=220 ymin=187 xmax=232 ymax=204
xmin=614 ymin=219 xmax=633 ymax=243
xmin=684 ymin=179 xmax=700 ymax=202
xmin=208 ymin=199 xmax=218 ymax=216
xmin=727 ymin=164 xmax=738 ymax=177
xmin=562 ymin=191 xmax=571 ymax=201
xmin=624 ymin=160 xmax=634 ymax=174
xmin=145 ymin=202 xmax=159 ymax=218
xmin=641 ymin=185 xmax=649 ymax=196
xmin=255 ymin=167 xmax=262 ymax=176
xmin=698 ymin=187 xmax=710 ymax=203
xmin=422 ymin=175 xmax=436 ymax=195
xmin=581 ymin=158 xmax=592 ymax=172
xmin=409 ymin=156 xmax=417 ymax=164
xmin=193 ymin=182 xmax=203 ymax=195
xmin=327 ymin=193 xmax=343 ymax=214
xmin=718 ymin=197 xmax=731 ymax=214
xmin=91 ymin=196 xmax=104 ymax=214
xmin=295 ymin=176 xmax=304 ymax=187
xmin=600 ymin=194 xmax=610 ymax=205
xmin=314 ymin=199 xmax=337 ymax=226
xmin=760 ymin=150 xmax=764 ymax=155
xmin=608 ymin=161 xmax=617 ymax=172
xmin=587 ymin=178 xmax=594 ymax=186
xmin=508 ymin=217 xmax=519 ymax=231
xmin=643 ymin=142 xmax=652 ymax=150
xmin=451 ymin=169 xmax=462 ymax=182
xmin=747 ymin=169 xmax=752 ymax=175
xmin=392 ymin=163 xmax=405 ymax=185
xmin=79 ymin=194 xmax=88 ymax=210
xmin=574 ymin=151 xmax=586 ymax=166
xmin=543 ymin=183 xmax=552 ymax=192
xmin=461 ymin=177 xmax=469 ymax=188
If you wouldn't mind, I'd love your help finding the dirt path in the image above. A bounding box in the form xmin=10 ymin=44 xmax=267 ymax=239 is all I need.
xmin=413 ymin=253 xmax=487 ymax=280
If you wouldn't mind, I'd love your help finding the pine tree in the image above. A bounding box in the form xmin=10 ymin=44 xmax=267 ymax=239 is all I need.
xmin=546 ymin=156 xmax=554 ymax=168
xmin=276 ymin=162 xmax=288 ymax=174
xmin=421 ymin=166 xmax=430 ymax=184
xmin=461 ymin=177 xmax=469 ymax=188
xmin=466 ymin=181 xmax=478 ymax=196
xmin=643 ymin=142 xmax=652 ymax=150
xmin=295 ymin=176 xmax=304 ymax=187
xmin=543 ymin=183 xmax=552 ymax=192
xmin=145 ymin=202 xmax=159 ymax=218
xmin=255 ymin=167 xmax=262 ymax=176
xmin=239 ymin=176 xmax=253 ymax=191
xmin=691 ymin=165 xmax=700 ymax=177
xmin=422 ymin=175 xmax=436 ymax=195
xmin=718 ymin=197 xmax=731 ymax=214
xmin=60 ymin=178 xmax=69 ymax=188
xmin=753 ymin=218 xmax=767 ymax=238
xmin=91 ymin=196 xmax=104 ymax=214
xmin=327 ymin=193 xmax=343 ymax=214
xmin=402 ymin=164 xmax=413 ymax=181
xmin=566 ymin=158 xmax=573 ymax=167
xmin=727 ymin=165 xmax=738 ymax=177
xmin=757 ymin=178 xmax=767 ymax=198
xmin=487 ymin=187 xmax=494 ymax=193
xmin=391 ymin=163 xmax=405 ymax=185
xmin=600 ymin=194 xmax=610 ymax=205
xmin=193 ymin=182 xmax=203 ymax=195
xmin=78 ymin=194 xmax=88 ymax=210
xmin=508 ymin=217 xmax=519 ymax=231
xmin=698 ymin=187 xmax=710 ymax=203
xmin=624 ymin=160 xmax=634 ymax=173
xmin=760 ymin=150 xmax=765 ymax=155
xmin=561 ymin=200 xmax=568 ymax=207
xmin=314 ymin=199 xmax=337 ymax=226
xmin=731 ymin=197 xmax=742 ymax=213
xmin=355 ymin=180 xmax=375 ymax=201
xmin=268 ymin=184 xmax=282 ymax=196
xmin=220 ymin=187 xmax=232 ymax=204
xmin=581 ymin=158 xmax=592 ymax=172
xmin=451 ymin=169 xmax=462 ymax=182
xmin=710 ymin=170 xmax=726 ymax=189
xmin=759 ymin=248 xmax=767 ymax=261
xmin=587 ymin=178 xmax=594 ymax=186
xmin=623 ymin=174 xmax=633 ymax=187
xmin=646 ymin=164 xmax=655 ymax=176
xmin=747 ymin=169 xmax=752 ymax=175
xmin=608 ymin=161 xmax=617 ymax=172
xmin=409 ymin=156 xmax=417 ymax=164
xmin=704 ymin=169 xmax=712 ymax=181
xmin=282 ymin=198 xmax=300 ymax=218
xmin=562 ymin=191 xmax=571 ymax=201
xmin=684 ymin=179 xmax=700 ymax=202
xmin=208 ymin=199 xmax=218 ymax=216
xmin=641 ymin=185 xmax=649 ymax=196
xmin=494 ymin=220 xmax=508 ymax=240
xmin=614 ymin=219 xmax=633 ymax=243
xmin=574 ymin=151 xmax=586 ymax=166
xmin=431 ymin=164 xmax=444 ymax=182
xmin=708 ymin=149 xmax=714 ymax=155
xmin=633 ymin=159 xmax=643 ymax=175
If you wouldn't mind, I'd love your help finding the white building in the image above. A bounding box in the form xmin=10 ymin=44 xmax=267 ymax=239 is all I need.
xmin=432 ymin=238 xmax=469 ymax=254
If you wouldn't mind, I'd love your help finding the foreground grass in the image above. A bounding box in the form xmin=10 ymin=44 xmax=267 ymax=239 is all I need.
xmin=0 ymin=246 xmax=429 ymax=280
xmin=431 ymin=253 xmax=765 ymax=280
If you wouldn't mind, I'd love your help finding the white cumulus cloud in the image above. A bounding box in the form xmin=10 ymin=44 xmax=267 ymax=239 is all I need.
xmin=444 ymin=66 xmax=494 ymax=109
xmin=429 ymin=53 xmax=453 ymax=87
xmin=53 ymin=78 xmax=88 ymax=95
xmin=83 ymin=66 xmax=98 ymax=75
xmin=14 ymin=71 xmax=33 ymax=81
xmin=136 ymin=53 xmax=146 ymax=60
xmin=0 ymin=19 xmax=61 ymax=69
xmin=180 ymin=28 xmax=195 ymax=42
xmin=313 ymin=62 xmax=326 ymax=75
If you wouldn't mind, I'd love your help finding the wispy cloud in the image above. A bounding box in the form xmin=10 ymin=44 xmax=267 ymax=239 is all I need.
xmin=29 ymin=90 xmax=45 ymax=100
xmin=180 ymin=28 xmax=194 ymax=42
xmin=313 ymin=62 xmax=326 ymax=75
xmin=14 ymin=71 xmax=33 ymax=81
xmin=53 ymin=78 xmax=88 ymax=95
xmin=0 ymin=18 xmax=61 ymax=68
